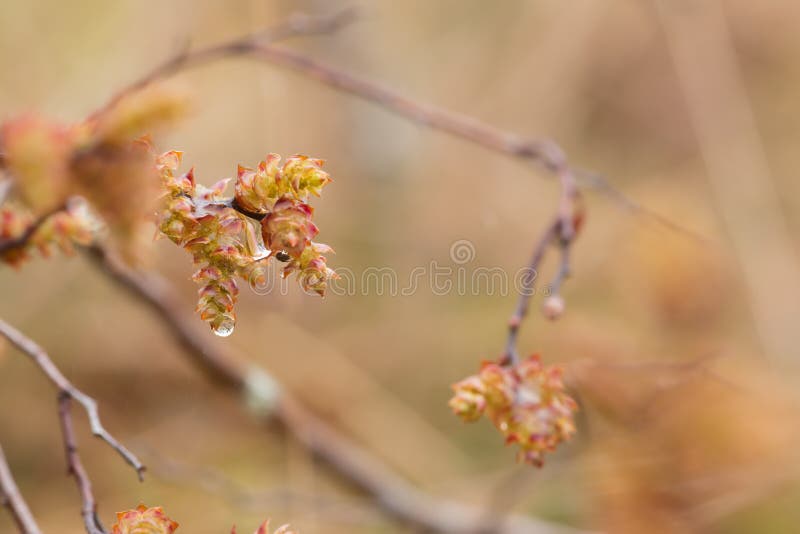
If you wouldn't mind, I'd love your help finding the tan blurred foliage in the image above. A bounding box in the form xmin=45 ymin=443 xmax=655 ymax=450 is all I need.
xmin=573 ymin=358 xmax=800 ymax=534
xmin=620 ymin=182 xmax=732 ymax=330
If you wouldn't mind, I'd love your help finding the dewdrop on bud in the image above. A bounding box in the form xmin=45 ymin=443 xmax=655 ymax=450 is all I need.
xmin=212 ymin=319 xmax=235 ymax=338
xmin=542 ymin=294 xmax=565 ymax=320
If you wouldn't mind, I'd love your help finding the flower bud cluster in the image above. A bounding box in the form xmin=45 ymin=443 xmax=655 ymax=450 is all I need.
xmin=156 ymin=152 xmax=335 ymax=335
xmin=449 ymin=354 xmax=577 ymax=467
xmin=236 ymin=154 xmax=336 ymax=296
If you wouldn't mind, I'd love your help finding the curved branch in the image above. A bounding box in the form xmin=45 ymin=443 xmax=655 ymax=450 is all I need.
xmin=0 ymin=319 xmax=145 ymax=480
xmin=89 ymin=6 xmax=359 ymax=122
xmin=86 ymin=5 xmax=699 ymax=241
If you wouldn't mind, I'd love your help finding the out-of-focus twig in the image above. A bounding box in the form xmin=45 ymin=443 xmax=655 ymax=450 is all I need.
xmin=503 ymin=220 xmax=560 ymax=363
xmin=89 ymin=6 xmax=359 ymax=122
xmin=503 ymin=164 xmax=578 ymax=364
xmin=93 ymin=6 xmax=696 ymax=240
xmin=235 ymin=43 xmax=700 ymax=239
xmin=58 ymin=394 xmax=106 ymax=534
xmin=0 ymin=319 xmax=145 ymax=480
xmin=0 ymin=203 xmax=67 ymax=256
xmin=0 ymin=444 xmax=42 ymax=534
xmin=85 ymin=244 xmax=586 ymax=534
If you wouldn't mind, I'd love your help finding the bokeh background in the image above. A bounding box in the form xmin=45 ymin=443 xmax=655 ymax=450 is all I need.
xmin=2 ymin=0 xmax=800 ymax=532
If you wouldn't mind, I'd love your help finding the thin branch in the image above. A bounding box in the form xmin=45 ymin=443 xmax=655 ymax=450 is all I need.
xmin=548 ymin=243 xmax=571 ymax=297
xmin=0 ymin=203 xmax=66 ymax=256
xmin=0 ymin=319 xmax=145 ymax=480
xmin=92 ymin=8 xmax=698 ymax=240
xmin=574 ymin=168 xmax=707 ymax=243
xmin=236 ymin=44 xmax=699 ymax=239
xmin=135 ymin=443 xmax=384 ymax=527
xmin=503 ymin=220 xmax=560 ymax=364
xmin=503 ymin=165 xmax=578 ymax=364
xmin=84 ymin=244 xmax=586 ymax=534
xmin=89 ymin=6 xmax=359 ymax=123
xmin=58 ymin=394 xmax=106 ymax=534
xmin=0 ymin=444 xmax=42 ymax=534
xmin=250 ymin=47 xmax=562 ymax=169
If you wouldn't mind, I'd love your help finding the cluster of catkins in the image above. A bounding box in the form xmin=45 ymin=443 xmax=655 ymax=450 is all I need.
xmin=112 ymin=504 xmax=296 ymax=534
xmin=157 ymin=151 xmax=336 ymax=336
xmin=449 ymin=354 xmax=577 ymax=466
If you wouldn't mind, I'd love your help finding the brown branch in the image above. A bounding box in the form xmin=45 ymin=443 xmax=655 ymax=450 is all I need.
xmin=58 ymin=394 xmax=106 ymax=534
xmin=0 ymin=203 xmax=66 ymax=256
xmin=245 ymin=44 xmax=565 ymax=171
xmin=503 ymin=220 xmax=560 ymax=363
xmin=229 ymin=42 xmax=700 ymax=239
xmin=89 ymin=6 xmax=359 ymax=122
xmin=84 ymin=244 xmax=585 ymax=534
xmin=0 ymin=444 xmax=42 ymax=534
xmin=91 ymin=7 xmax=698 ymax=240
xmin=0 ymin=319 xmax=145 ymax=480
xmin=548 ymin=243 xmax=571 ymax=297
xmin=503 ymin=164 xmax=578 ymax=364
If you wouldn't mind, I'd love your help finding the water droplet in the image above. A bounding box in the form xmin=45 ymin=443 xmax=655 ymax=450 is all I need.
xmin=212 ymin=320 xmax=235 ymax=337
xmin=252 ymin=245 xmax=271 ymax=261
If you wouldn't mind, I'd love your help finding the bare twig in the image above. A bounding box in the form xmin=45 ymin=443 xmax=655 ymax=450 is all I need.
xmin=548 ymin=243 xmax=571 ymax=297
xmin=236 ymin=44 xmax=699 ymax=239
xmin=250 ymin=45 xmax=565 ymax=172
xmin=58 ymin=394 xmax=106 ymax=534
xmin=89 ymin=6 xmax=359 ymax=122
xmin=84 ymin=244 xmax=585 ymax=534
xmin=0 ymin=319 xmax=145 ymax=480
xmin=503 ymin=220 xmax=560 ymax=364
xmin=503 ymin=164 xmax=578 ymax=364
xmin=0 ymin=203 xmax=67 ymax=256
xmin=0 ymin=444 xmax=42 ymax=534
xmin=90 ymin=7 xmax=697 ymax=240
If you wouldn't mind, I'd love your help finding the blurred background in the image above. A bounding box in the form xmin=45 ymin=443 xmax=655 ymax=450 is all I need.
xmin=2 ymin=0 xmax=800 ymax=532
